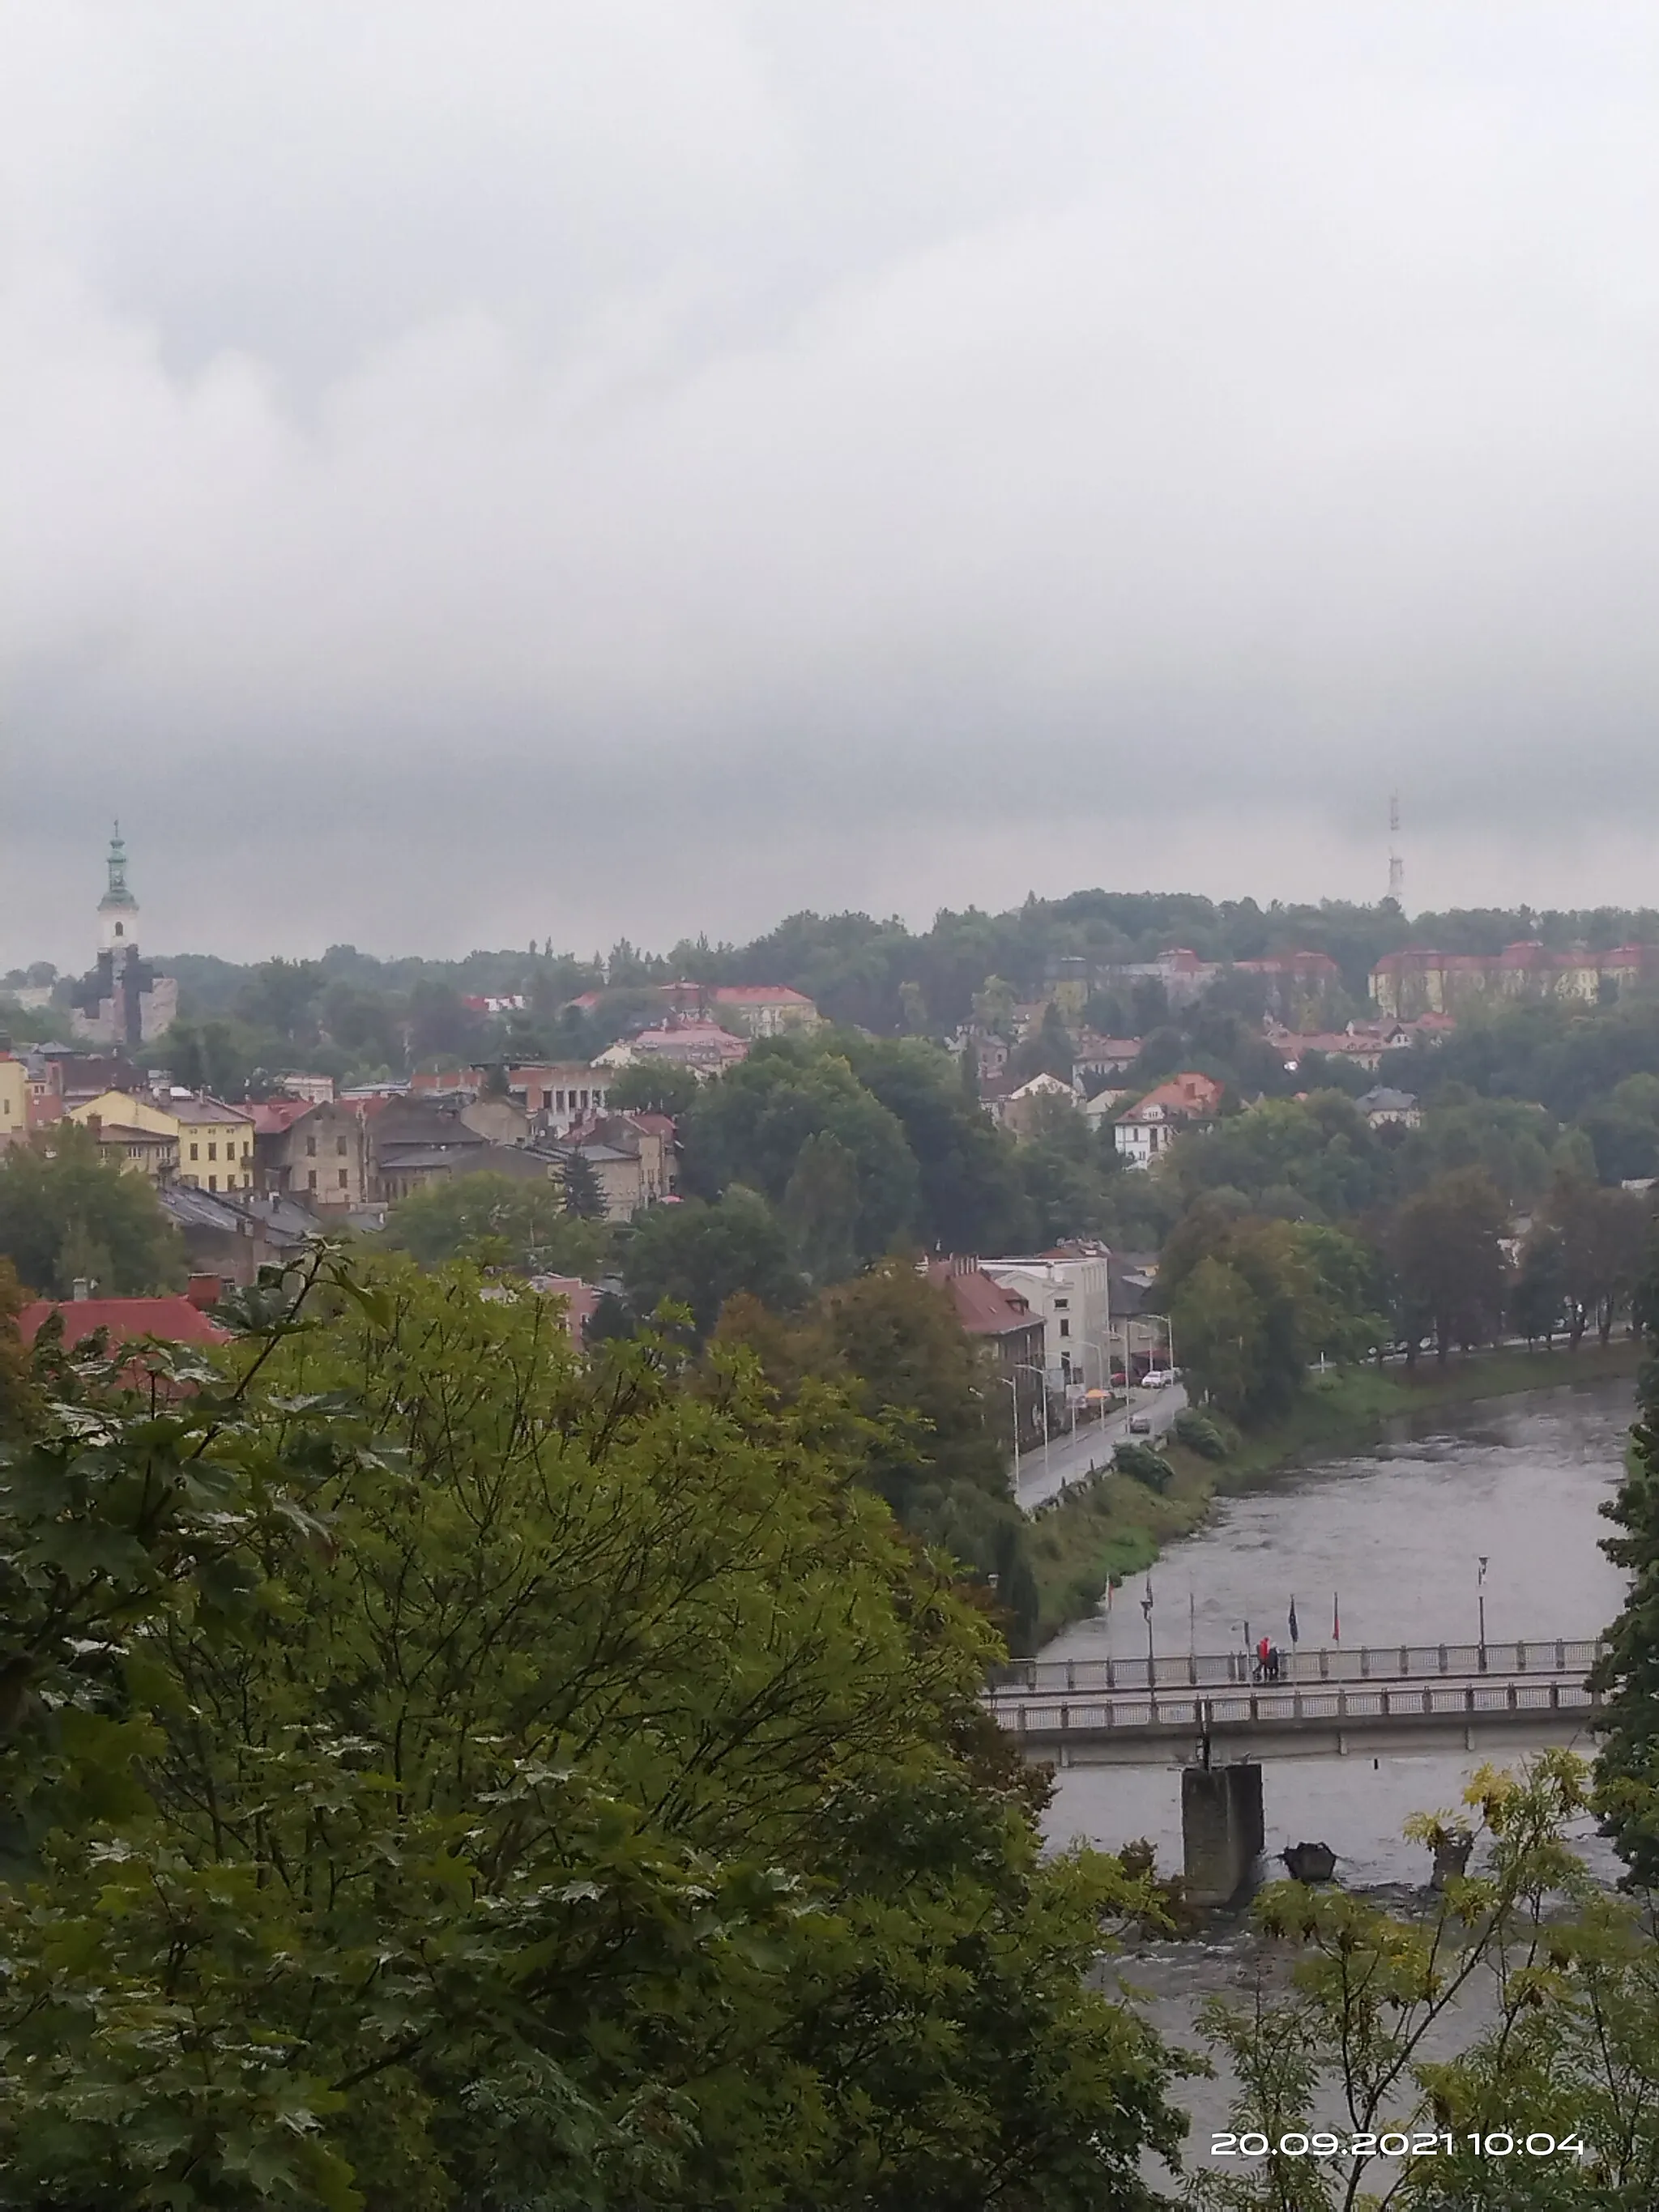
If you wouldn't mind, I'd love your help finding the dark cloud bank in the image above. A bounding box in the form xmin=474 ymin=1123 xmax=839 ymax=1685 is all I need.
xmin=6 ymin=2 xmax=1659 ymax=964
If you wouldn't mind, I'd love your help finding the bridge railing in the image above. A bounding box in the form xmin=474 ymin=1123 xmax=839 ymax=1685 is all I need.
xmin=997 ymin=1677 xmax=1601 ymax=1737
xmin=988 ymin=1638 xmax=1606 ymax=1697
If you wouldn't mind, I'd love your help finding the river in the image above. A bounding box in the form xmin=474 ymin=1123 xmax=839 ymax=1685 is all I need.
xmin=1044 ymin=1374 xmax=1636 ymax=1886
xmin=1041 ymin=1375 xmax=1640 ymax=2181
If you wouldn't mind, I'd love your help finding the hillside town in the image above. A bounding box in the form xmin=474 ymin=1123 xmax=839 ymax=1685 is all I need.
xmin=9 ymin=832 xmax=1659 ymax=1452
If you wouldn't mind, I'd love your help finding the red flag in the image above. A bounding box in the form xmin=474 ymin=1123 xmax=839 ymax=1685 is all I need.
xmin=1332 ymin=1591 xmax=1341 ymax=1644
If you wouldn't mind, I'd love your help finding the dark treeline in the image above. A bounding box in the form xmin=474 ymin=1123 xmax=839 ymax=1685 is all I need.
xmin=13 ymin=889 xmax=1659 ymax=1078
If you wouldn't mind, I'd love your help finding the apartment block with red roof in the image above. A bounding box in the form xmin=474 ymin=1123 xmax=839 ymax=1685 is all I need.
xmin=1371 ymin=941 xmax=1659 ymax=1021
xmin=706 ymin=985 xmax=821 ymax=1038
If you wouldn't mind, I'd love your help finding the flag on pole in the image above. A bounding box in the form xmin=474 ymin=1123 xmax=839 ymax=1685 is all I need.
xmin=1332 ymin=1591 xmax=1341 ymax=1644
xmin=1288 ymin=1596 xmax=1299 ymax=1644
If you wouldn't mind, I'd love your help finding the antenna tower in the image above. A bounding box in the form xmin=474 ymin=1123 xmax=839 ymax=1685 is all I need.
xmin=1387 ymin=794 xmax=1404 ymax=906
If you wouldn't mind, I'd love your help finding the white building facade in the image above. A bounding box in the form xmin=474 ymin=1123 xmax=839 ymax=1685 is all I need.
xmin=981 ymin=1251 xmax=1111 ymax=1397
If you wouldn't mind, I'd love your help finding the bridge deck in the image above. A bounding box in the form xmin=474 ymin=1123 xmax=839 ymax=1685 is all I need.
xmin=989 ymin=1674 xmax=1604 ymax=1766
xmin=992 ymin=1636 xmax=1603 ymax=1698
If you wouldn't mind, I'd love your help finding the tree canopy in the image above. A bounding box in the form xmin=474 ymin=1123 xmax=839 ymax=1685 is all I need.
xmin=0 ymin=1252 xmax=1184 ymax=2207
xmin=382 ymin=1170 xmax=609 ymax=1279
xmin=0 ymin=1125 xmax=184 ymax=1298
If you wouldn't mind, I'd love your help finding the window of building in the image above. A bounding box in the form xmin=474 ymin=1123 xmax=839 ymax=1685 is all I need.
xmin=305 ymin=1136 xmax=318 ymax=1157
xmin=338 ymin=1169 xmax=348 ymax=1188
xmin=207 ymin=1142 xmax=217 ymax=1161
xmin=308 ymin=1170 xmax=318 ymax=1191
xmin=190 ymin=1142 xmax=198 ymax=1161
xmin=208 ymin=1174 xmax=217 ymax=1191
xmin=336 ymin=1136 xmax=348 ymax=1154
xmin=1054 ymin=1297 xmax=1068 ymax=1310
xmin=1059 ymin=1318 xmax=1070 ymax=1337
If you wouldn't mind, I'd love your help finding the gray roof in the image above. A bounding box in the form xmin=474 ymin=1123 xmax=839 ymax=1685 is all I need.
xmin=1358 ymin=1086 xmax=1418 ymax=1111
xmin=160 ymin=1185 xmax=311 ymax=1249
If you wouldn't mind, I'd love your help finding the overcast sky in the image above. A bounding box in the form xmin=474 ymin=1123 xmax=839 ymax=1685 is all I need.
xmin=6 ymin=2 xmax=1659 ymax=968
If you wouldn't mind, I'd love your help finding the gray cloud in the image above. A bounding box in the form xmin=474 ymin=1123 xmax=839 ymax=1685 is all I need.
xmin=6 ymin=2 xmax=1659 ymax=966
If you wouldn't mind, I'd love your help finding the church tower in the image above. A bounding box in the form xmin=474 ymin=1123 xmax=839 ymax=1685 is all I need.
xmin=98 ymin=822 xmax=141 ymax=955
xmin=98 ymin=818 xmax=140 ymax=946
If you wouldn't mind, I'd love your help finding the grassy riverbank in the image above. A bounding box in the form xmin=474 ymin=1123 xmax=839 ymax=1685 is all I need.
xmin=1026 ymin=1337 xmax=1644 ymax=1646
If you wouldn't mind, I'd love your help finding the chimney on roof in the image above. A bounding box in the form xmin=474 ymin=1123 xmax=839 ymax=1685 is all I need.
xmin=87 ymin=1113 xmax=102 ymax=1140
xmin=71 ymin=1277 xmax=91 ymax=1302
xmin=186 ymin=1273 xmax=224 ymax=1311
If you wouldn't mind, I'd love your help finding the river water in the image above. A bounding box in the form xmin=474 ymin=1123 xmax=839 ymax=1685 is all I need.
xmin=1041 ymin=1375 xmax=1640 ymax=2179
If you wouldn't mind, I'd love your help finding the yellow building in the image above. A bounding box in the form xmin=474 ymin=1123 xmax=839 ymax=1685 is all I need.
xmin=0 ymin=1053 xmax=28 ymax=1147
xmin=70 ymin=1089 xmax=256 ymax=1192
xmin=88 ymin=1121 xmax=180 ymax=1181
xmin=169 ymin=1096 xmax=255 ymax=1191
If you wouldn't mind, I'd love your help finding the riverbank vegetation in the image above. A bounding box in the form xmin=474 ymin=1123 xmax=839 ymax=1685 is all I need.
xmin=0 ymin=1252 xmax=1188 ymax=2209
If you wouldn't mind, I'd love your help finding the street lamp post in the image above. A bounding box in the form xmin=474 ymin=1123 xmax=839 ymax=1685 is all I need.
xmin=1141 ymin=1311 xmax=1176 ymax=1379
xmin=1014 ymin=1362 xmax=1051 ymax=1461
xmin=1000 ymin=1375 xmax=1021 ymax=1491
xmin=1478 ymin=1556 xmax=1489 ymax=1669
xmin=1141 ymin=1581 xmax=1156 ymax=1686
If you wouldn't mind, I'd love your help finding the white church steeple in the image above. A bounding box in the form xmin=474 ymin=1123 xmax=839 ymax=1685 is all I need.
xmin=98 ymin=820 xmax=140 ymax=954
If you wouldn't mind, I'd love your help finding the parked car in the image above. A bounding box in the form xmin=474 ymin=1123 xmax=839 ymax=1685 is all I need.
xmin=1141 ymin=1368 xmax=1171 ymax=1388
xmin=1127 ymin=1411 xmax=1154 ymax=1434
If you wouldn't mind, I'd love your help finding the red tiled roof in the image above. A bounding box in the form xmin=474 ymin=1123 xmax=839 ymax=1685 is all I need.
xmin=17 ymin=1296 xmax=231 ymax=1349
xmin=925 ymin=1260 xmax=1038 ymax=1338
xmin=711 ymin=984 xmax=814 ymax=1005
xmin=1234 ymin=952 xmax=1342 ymax=978
xmin=622 ymin=1112 xmax=677 ymax=1138
xmin=249 ymin=1098 xmax=315 ymax=1136
xmin=1371 ymin=950 xmax=1491 ymax=974
xmin=1119 ymin=1072 xmax=1223 ymax=1122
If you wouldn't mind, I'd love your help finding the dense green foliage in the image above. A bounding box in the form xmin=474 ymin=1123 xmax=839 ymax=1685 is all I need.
xmin=1160 ymin=1203 xmax=1385 ymax=1421
xmin=0 ymin=1255 xmax=1186 ymax=2209
xmin=719 ymin=1260 xmax=1042 ymax=1650
xmin=0 ymin=1126 xmax=184 ymax=1298
xmin=620 ymin=1187 xmax=804 ymax=1338
xmin=1590 ymin=1268 xmax=1659 ymax=1886
xmin=680 ymin=1044 xmax=921 ymax=1262
xmin=382 ymin=1171 xmax=609 ymax=1281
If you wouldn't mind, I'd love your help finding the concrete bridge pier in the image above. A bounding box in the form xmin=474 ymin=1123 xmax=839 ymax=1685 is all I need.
xmin=1181 ymin=1761 xmax=1265 ymax=1906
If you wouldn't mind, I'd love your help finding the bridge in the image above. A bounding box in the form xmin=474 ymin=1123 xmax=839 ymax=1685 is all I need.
xmin=987 ymin=1639 xmax=1606 ymax=1766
